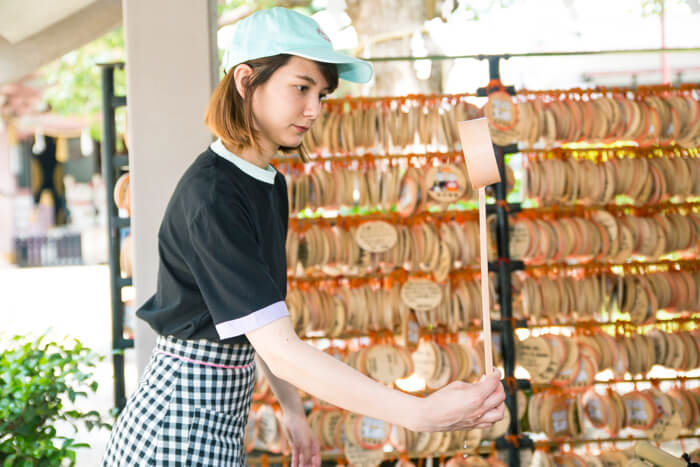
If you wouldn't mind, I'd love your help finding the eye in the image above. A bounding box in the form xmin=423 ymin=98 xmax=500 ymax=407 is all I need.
xmin=319 ymin=94 xmax=328 ymax=102
xmin=296 ymin=85 xmax=309 ymax=93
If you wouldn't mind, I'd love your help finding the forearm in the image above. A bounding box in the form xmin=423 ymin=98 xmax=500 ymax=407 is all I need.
xmin=248 ymin=318 xmax=505 ymax=433
xmin=255 ymin=354 xmax=305 ymax=417
xmin=263 ymin=337 xmax=423 ymax=431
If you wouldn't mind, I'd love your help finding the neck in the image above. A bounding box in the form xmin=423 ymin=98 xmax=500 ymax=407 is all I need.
xmin=223 ymin=141 xmax=277 ymax=170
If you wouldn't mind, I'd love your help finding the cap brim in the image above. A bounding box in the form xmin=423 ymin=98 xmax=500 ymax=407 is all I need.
xmin=286 ymin=47 xmax=374 ymax=84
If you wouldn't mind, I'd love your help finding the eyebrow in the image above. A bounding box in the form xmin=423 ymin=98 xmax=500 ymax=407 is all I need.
xmin=295 ymin=74 xmax=331 ymax=92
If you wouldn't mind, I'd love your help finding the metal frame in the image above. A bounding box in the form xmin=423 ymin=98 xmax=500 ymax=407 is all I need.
xmin=358 ymin=46 xmax=700 ymax=62
xmin=476 ymin=55 xmax=525 ymax=467
xmin=103 ymin=47 xmax=697 ymax=460
xmin=99 ymin=61 xmax=133 ymax=411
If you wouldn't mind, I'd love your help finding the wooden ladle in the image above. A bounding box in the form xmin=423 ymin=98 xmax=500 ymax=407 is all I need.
xmin=457 ymin=117 xmax=501 ymax=376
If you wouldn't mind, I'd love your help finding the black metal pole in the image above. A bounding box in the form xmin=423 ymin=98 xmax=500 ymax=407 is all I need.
xmin=100 ymin=64 xmax=126 ymax=411
xmin=479 ymin=55 xmax=522 ymax=467
xmin=488 ymin=56 xmax=501 ymax=81
xmin=493 ymin=145 xmax=520 ymax=467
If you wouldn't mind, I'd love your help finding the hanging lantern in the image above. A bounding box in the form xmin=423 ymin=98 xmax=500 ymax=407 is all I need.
xmin=410 ymin=31 xmax=431 ymax=81
xmin=80 ymin=127 xmax=94 ymax=156
xmin=55 ymin=136 xmax=69 ymax=163
xmin=32 ymin=129 xmax=46 ymax=154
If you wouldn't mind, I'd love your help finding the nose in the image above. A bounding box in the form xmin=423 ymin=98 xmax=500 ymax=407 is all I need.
xmin=303 ymin=94 xmax=322 ymax=121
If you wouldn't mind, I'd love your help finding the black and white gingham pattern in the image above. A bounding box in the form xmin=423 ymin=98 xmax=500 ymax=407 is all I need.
xmin=102 ymin=335 xmax=256 ymax=466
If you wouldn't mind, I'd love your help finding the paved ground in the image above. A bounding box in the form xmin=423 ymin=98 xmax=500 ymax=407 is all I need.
xmin=1 ymin=264 xmax=138 ymax=466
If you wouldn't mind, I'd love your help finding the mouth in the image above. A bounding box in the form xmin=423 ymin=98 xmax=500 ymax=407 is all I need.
xmin=293 ymin=125 xmax=310 ymax=133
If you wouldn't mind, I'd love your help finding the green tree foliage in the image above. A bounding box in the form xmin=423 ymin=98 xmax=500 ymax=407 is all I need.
xmin=40 ymin=27 xmax=126 ymax=140
xmin=640 ymin=0 xmax=694 ymax=15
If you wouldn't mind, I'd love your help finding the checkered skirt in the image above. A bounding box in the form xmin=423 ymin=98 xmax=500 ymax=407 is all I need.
xmin=102 ymin=335 xmax=256 ymax=466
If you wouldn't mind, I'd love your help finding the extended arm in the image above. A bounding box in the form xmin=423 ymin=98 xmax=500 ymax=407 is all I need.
xmin=247 ymin=317 xmax=505 ymax=433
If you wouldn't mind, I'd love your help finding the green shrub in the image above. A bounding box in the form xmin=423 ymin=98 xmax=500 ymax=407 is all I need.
xmin=0 ymin=335 xmax=110 ymax=466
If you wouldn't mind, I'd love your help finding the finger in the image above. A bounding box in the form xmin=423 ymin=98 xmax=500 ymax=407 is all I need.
xmin=299 ymin=444 xmax=311 ymax=467
xmin=477 ymin=373 xmax=502 ymax=399
xmin=481 ymin=402 xmax=506 ymax=418
xmin=471 ymin=386 xmax=504 ymax=418
xmin=479 ymin=412 xmax=503 ymax=424
xmin=471 ymin=405 xmax=504 ymax=425
xmin=474 ymin=421 xmax=495 ymax=429
xmin=477 ymin=371 xmax=499 ymax=383
xmin=481 ymin=385 xmax=506 ymax=410
xmin=300 ymin=440 xmax=317 ymax=467
xmin=306 ymin=443 xmax=316 ymax=467
xmin=313 ymin=439 xmax=322 ymax=467
xmin=291 ymin=446 xmax=298 ymax=467
xmin=479 ymin=406 xmax=506 ymax=424
xmin=487 ymin=368 xmax=503 ymax=379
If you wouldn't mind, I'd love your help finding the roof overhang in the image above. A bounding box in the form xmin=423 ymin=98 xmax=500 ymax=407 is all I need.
xmin=0 ymin=0 xmax=122 ymax=86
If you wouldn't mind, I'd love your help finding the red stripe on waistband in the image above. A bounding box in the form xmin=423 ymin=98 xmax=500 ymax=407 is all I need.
xmin=156 ymin=349 xmax=255 ymax=369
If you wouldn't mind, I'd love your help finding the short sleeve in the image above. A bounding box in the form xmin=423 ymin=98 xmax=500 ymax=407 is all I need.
xmin=187 ymin=202 xmax=289 ymax=340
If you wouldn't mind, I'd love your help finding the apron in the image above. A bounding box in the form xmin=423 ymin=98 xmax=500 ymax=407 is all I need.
xmin=102 ymin=335 xmax=256 ymax=466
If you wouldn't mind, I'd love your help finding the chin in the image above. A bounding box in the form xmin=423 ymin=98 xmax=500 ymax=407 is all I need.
xmin=281 ymin=137 xmax=304 ymax=148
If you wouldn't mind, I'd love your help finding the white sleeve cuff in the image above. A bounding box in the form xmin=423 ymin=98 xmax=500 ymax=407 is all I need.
xmin=215 ymin=300 xmax=289 ymax=339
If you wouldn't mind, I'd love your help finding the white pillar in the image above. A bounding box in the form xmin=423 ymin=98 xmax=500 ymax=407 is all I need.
xmin=122 ymin=0 xmax=218 ymax=376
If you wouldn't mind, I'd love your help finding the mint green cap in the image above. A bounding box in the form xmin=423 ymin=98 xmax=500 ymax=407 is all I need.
xmin=222 ymin=7 xmax=373 ymax=84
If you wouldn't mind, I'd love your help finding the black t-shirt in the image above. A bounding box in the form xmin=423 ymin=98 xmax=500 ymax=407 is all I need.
xmin=136 ymin=139 xmax=289 ymax=345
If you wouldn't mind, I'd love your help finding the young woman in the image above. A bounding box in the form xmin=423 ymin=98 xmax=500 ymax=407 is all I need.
xmin=102 ymin=7 xmax=505 ymax=467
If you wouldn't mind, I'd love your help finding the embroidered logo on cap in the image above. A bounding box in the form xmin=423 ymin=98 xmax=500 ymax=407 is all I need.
xmin=316 ymin=27 xmax=331 ymax=43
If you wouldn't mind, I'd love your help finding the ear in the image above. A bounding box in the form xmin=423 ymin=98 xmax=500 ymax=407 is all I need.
xmin=233 ymin=64 xmax=254 ymax=99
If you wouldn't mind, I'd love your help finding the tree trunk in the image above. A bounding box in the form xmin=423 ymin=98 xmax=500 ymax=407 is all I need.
xmin=345 ymin=0 xmax=443 ymax=96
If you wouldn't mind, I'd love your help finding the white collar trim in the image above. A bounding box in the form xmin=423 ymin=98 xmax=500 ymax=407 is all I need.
xmin=210 ymin=139 xmax=277 ymax=184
